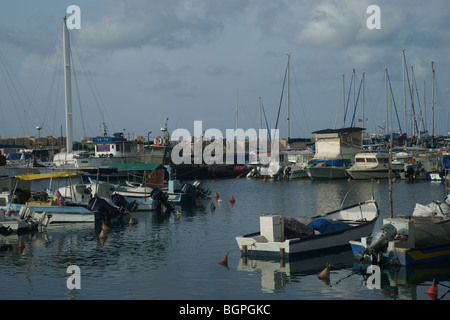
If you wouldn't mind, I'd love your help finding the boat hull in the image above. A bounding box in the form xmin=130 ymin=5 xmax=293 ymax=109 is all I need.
xmin=305 ymin=166 xmax=348 ymax=180
xmin=8 ymin=203 xmax=97 ymax=223
xmin=350 ymin=240 xmax=450 ymax=266
xmin=346 ymin=169 xmax=401 ymax=180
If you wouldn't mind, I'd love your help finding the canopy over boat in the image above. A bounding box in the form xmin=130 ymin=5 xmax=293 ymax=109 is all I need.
xmin=14 ymin=171 xmax=80 ymax=181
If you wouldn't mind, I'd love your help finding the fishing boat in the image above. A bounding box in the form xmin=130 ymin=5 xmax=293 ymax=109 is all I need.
xmin=350 ymin=136 xmax=450 ymax=265
xmin=236 ymin=198 xmax=379 ymax=260
xmin=391 ymin=147 xmax=441 ymax=181
xmin=0 ymin=204 xmax=51 ymax=236
xmin=346 ymin=152 xmax=402 ymax=180
xmin=305 ymin=127 xmax=364 ymax=180
xmin=0 ymin=172 xmax=100 ymax=223
xmin=349 ymin=196 xmax=450 ymax=266
xmin=88 ymin=163 xmax=210 ymax=207
xmin=248 ymin=148 xmax=314 ymax=180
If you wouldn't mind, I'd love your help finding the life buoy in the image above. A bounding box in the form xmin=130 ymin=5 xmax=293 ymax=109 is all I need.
xmin=154 ymin=136 xmax=162 ymax=145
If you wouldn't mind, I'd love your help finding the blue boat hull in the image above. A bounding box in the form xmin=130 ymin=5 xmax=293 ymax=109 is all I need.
xmin=350 ymin=241 xmax=450 ymax=266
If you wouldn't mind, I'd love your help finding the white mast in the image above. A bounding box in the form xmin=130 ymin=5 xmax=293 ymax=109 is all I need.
xmin=402 ymin=50 xmax=407 ymax=136
xmin=63 ymin=17 xmax=73 ymax=153
xmin=235 ymin=88 xmax=238 ymax=131
xmin=431 ymin=61 xmax=435 ymax=138
xmin=287 ymin=53 xmax=290 ymax=139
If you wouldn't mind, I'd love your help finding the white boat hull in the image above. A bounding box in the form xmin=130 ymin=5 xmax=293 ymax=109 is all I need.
xmin=8 ymin=203 xmax=96 ymax=223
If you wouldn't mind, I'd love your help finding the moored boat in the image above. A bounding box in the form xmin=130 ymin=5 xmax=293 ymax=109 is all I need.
xmin=346 ymin=152 xmax=402 ymax=180
xmin=305 ymin=127 xmax=364 ymax=180
xmin=236 ymin=199 xmax=379 ymax=260
xmin=350 ymin=195 xmax=450 ymax=266
xmin=0 ymin=205 xmax=51 ymax=236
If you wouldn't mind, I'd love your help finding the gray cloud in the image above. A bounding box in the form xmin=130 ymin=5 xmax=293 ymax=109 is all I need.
xmin=77 ymin=0 xmax=226 ymax=50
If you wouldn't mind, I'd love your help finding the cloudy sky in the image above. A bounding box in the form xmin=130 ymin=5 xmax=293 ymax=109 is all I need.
xmin=1 ymin=0 xmax=450 ymax=142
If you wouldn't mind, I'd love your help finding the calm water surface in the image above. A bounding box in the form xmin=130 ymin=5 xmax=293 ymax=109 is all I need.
xmin=1 ymin=177 xmax=450 ymax=300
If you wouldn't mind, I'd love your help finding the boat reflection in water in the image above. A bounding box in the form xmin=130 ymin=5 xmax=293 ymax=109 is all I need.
xmin=353 ymin=261 xmax=450 ymax=300
xmin=237 ymin=250 xmax=356 ymax=293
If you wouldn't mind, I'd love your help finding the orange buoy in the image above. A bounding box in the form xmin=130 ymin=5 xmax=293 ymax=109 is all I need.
xmin=218 ymin=252 xmax=229 ymax=266
xmin=263 ymin=178 xmax=266 ymax=182
xmin=318 ymin=264 xmax=330 ymax=280
xmin=102 ymin=222 xmax=110 ymax=232
xmin=230 ymin=196 xmax=235 ymax=203
xmin=99 ymin=229 xmax=107 ymax=239
xmin=18 ymin=240 xmax=25 ymax=249
xmin=214 ymin=192 xmax=219 ymax=199
xmin=377 ymin=179 xmax=380 ymax=184
xmin=427 ymin=280 xmax=438 ymax=298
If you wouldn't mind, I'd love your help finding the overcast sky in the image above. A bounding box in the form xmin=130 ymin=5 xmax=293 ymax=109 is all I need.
xmin=1 ymin=0 xmax=450 ymax=142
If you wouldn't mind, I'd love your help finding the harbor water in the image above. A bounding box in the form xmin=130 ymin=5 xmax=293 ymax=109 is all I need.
xmin=1 ymin=177 xmax=450 ymax=301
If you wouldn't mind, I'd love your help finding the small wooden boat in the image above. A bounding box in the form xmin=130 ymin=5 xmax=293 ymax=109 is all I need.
xmin=236 ymin=199 xmax=379 ymax=260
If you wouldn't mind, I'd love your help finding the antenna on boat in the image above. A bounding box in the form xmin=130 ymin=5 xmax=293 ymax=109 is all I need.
xmin=341 ymin=185 xmax=356 ymax=209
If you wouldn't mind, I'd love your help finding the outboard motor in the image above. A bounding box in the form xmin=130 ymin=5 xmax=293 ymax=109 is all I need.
xmin=404 ymin=164 xmax=415 ymax=181
xmin=191 ymin=180 xmax=210 ymax=199
xmin=111 ymin=193 xmax=138 ymax=212
xmin=150 ymin=188 xmax=174 ymax=212
xmin=360 ymin=224 xmax=397 ymax=263
xmin=88 ymin=195 xmax=128 ymax=221
xmin=283 ymin=166 xmax=291 ymax=178
xmin=180 ymin=180 xmax=210 ymax=200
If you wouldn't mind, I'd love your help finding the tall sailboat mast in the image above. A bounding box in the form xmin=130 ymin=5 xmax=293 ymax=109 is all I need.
xmin=431 ymin=61 xmax=435 ymax=138
xmin=63 ymin=17 xmax=73 ymax=153
xmin=287 ymin=53 xmax=290 ymax=140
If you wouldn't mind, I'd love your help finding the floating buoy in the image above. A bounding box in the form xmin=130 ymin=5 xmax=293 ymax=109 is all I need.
xmin=102 ymin=222 xmax=110 ymax=232
xmin=218 ymin=252 xmax=229 ymax=266
xmin=318 ymin=264 xmax=330 ymax=280
xmin=263 ymin=178 xmax=267 ymax=182
xmin=377 ymin=179 xmax=380 ymax=184
xmin=214 ymin=192 xmax=219 ymax=199
xmin=176 ymin=210 xmax=182 ymax=216
xmin=230 ymin=196 xmax=235 ymax=203
xmin=18 ymin=240 xmax=25 ymax=249
xmin=427 ymin=279 xmax=438 ymax=298
xmin=347 ymin=177 xmax=351 ymax=182
xmin=210 ymin=203 xmax=216 ymax=211
xmin=129 ymin=216 xmax=137 ymax=225
xmin=99 ymin=229 xmax=107 ymax=240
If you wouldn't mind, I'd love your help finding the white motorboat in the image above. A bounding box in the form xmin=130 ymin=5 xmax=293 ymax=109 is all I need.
xmin=346 ymin=152 xmax=402 ymax=180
